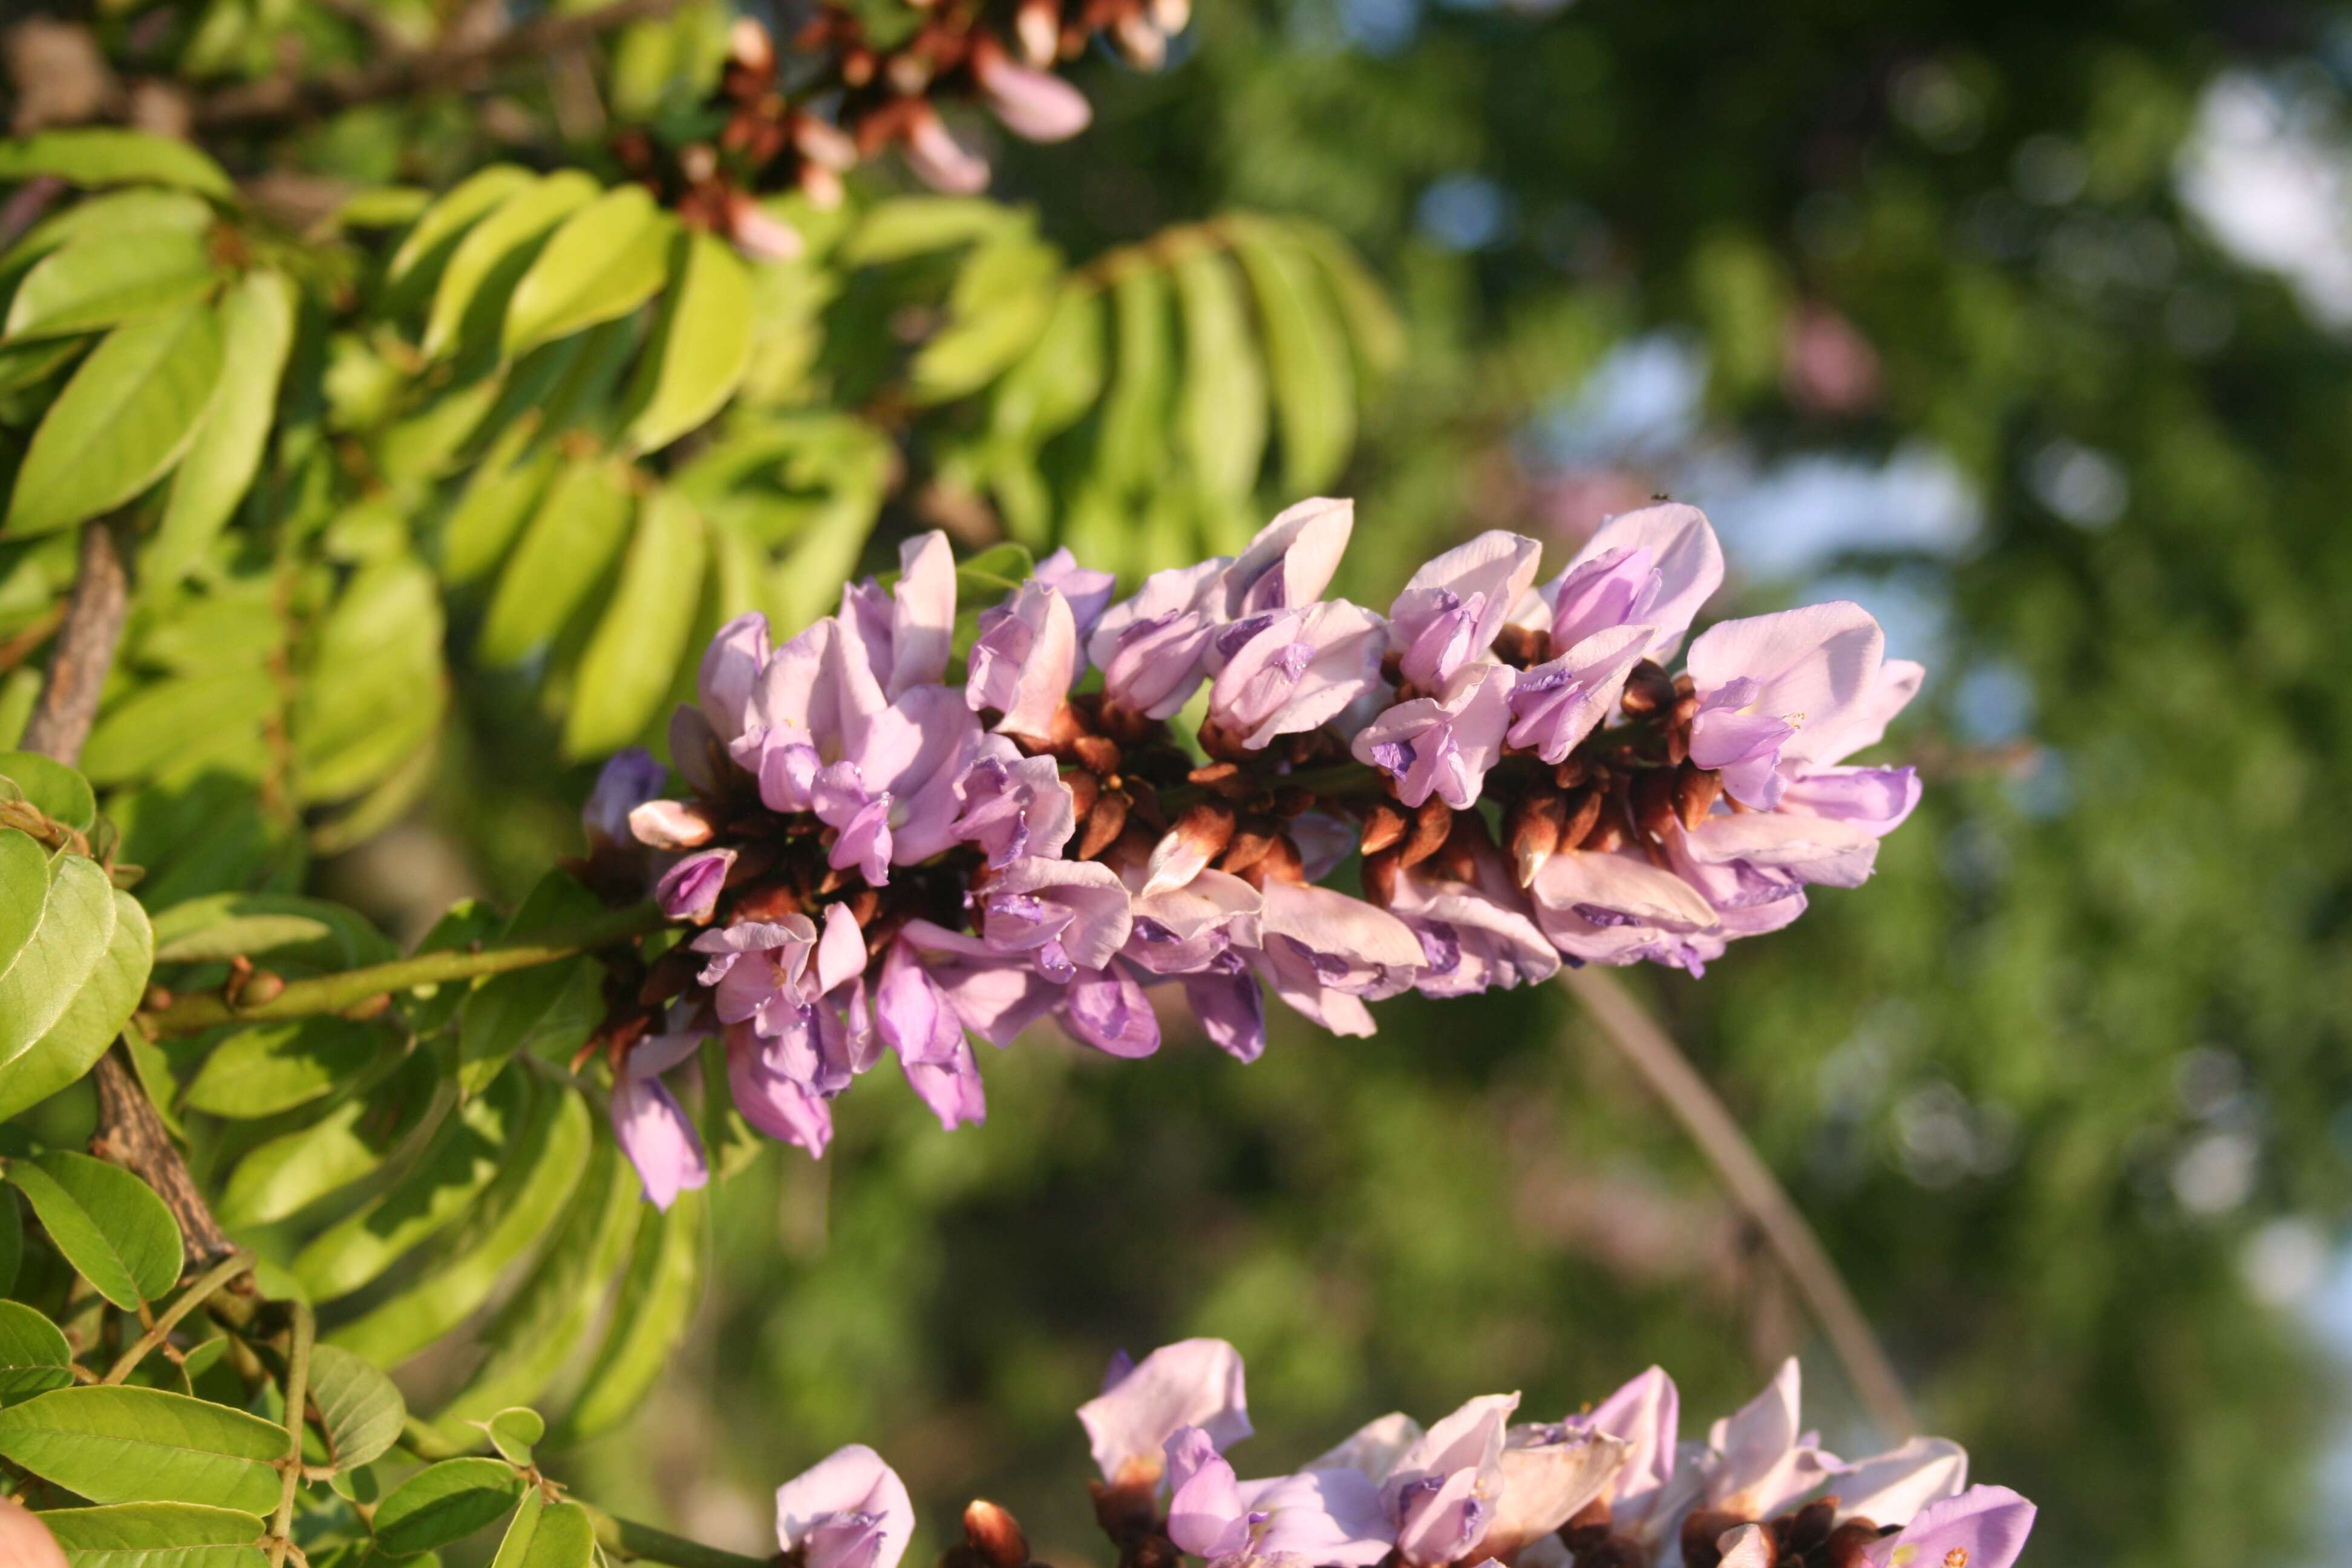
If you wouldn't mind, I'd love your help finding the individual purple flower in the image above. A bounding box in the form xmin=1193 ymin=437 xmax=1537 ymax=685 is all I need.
xmin=968 ymin=578 xmax=1079 ymax=740
xmin=951 ymin=737 xmax=1076 ymax=869
xmin=1529 ymin=848 xmax=1722 ymax=970
xmin=1481 ymin=1423 xmax=1631 ymax=1561
xmin=1353 ymin=664 xmax=1515 ymax=809
xmin=1217 ymin=497 xmax=1354 ymax=619
xmin=584 ymin=748 xmax=666 ymax=852
xmin=972 ymin=35 xmax=1094 ymax=142
xmin=875 ymin=938 xmax=988 ymax=1129
xmin=1177 ymin=952 xmax=1267 ymax=1063
xmin=813 ymin=686 xmax=984 ymax=884
xmin=612 ymin=1027 xmax=708 ymax=1212
xmin=1055 ymin=962 xmax=1162 ymax=1057
xmin=1164 ymin=1426 xmax=1394 ymax=1568
xmin=978 ymin=856 xmax=1133 ymax=979
xmin=1387 ymin=529 xmax=1543 ymax=690
xmin=699 ymin=610 xmax=771 ymax=743
xmin=1541 ymin=503 xmax=1723 ymax=658
xmin=1504 ymin=624 xmax=1651 ymax=765
xmin=1208 ymin=601 xmax=1387 ymax=750
xmin=836 ymin=533 xmax=961 ymax=732
xmin=1685 ymin=602 xmax=1888 ymax=809
xmin=1857 ymin=1486 xmax=2036 ymax=1568
xmin=1387 ymin=836 xmax=1560 ymax=998
xmin=1568 ymin=1366 xmax=1682 ymax=1538
xmin=1250 ymin=880 xmax=1422 ymax=1036
xmin=1034 ymin=546 xmax=1118 ymax=647
xmin=1835 ymin=1437 xmax=1970 ymax=1527
xmin=729 ymin=1021 xmax=841 ymax=1160
xmin=903 ymin=104 xmax=990 ymax=194
xmin=1376 ymin=1394 xmax=1517 ymax=1568
xmin=1077 ymin=1338 xmax=1252 ymax=1489
xmin=893 ymin=920 xmax=1063 ymax=1046
xmin=774 ymin=1445 xmax=916 ymax=1568
xmin=656 ymin=847 xmax=735 ymax=923
xmin=1091 ymin=559 xmax=1227 ymax=720
xmin=733 ymin=618 xmax=844 ymax=814
xmin=1693 ymin=1359 xmax=1839 ymax=1521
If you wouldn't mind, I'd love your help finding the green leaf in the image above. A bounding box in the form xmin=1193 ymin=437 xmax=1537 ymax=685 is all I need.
xmin=371 ymin=1458 xmax=524 ymax=1557
xmin=841 ymin=197 xmax=1022 ymax=263
xmin=303 ymin=1344 xmax=407 ymax=1472
xmin=475 ymin=457 xmax=635 ymax=666
xmin=563 ymin=486 xmax=708 ymax=756
xmin=293 ymin=555 xmax=448 ymax=805
xmin=990 ymin=287 xmax=1105 ymax=451
xmin=149 ymin=893 xmax=393 ymax=970
xmin=36 ymin=1501 xmax=269 ymax=1568
xmin=454 ymin=875 xmax=605 ymax=1097
xmin=182 ymin=1019 xmax=388 ymax=1120
xmin=1172 ymin=249 xmax=1267 ymax=500
xmin=0 ymin=840 xmax=153 ymax=1123
xmin=514 ymin=1501 xmax=595 ymax=1568
xmin=0 ymin=132 xmax=234 ymax=200
xmin=4 ymin=232 xmax=217 ymax=342
xmin=551 ymin=1187 xmax=705 ymax=1444
xmin=503 ymin=186 xmax=673 ymax=357
xmin=426 ymin=1133 xmax=638 ymax=1439
xmin=438 ymin=429 xmax=557 ymax=588
xmin=486 ymin=1489 xmax=545 ymax=1568
xmin=0 ymin=1298 xmax=74 ymax=1403
xmin=1231 ymin=224 xmax=1356 ymax=492
xmin=290 ymin=1065 xmax=531 ymax=1301
xmin=1294 ymin=220 xmax=1405 ymax=383
xmin=910 ymin=237 xmax=1060 ymax=403
xmin=387 ymin=166 xmax=537 ymax=289
xmin=0 ymin=191 xmax=213 ymax=278
xmin=483 ymin=1407 xmax=542 ymax=1468
xmin=622 ymin=231 xmax=753 ymax=454
xmin=0 ymin=1192 xmax=20 ymax=1296
xmin=422 ymin=171 xmax=599 ymax=360
xmin=77 ymin=671 xmax=274 ymax=787
xmin=325 ymin=1085 xmax=593 ymax=1367
xmin=0 ymin=750 xmax=96 ymax=832
xmin=1097 ymin=266 xmax=1173 ymax=495
xmin=4 ymin=1153 xmax=182 ymax=1308
xmin=395 ymin=899 xmax=506 ymax=1036
xmin=0 ymin=1387 xmax=284 ymax=1510
xmin=215 ymin=1048 xmax=438 ymax=1229
xmin=148 ymin=272 xmax=296 ymax=589
xmin=4 ymin=301 xmax=224 ymax=537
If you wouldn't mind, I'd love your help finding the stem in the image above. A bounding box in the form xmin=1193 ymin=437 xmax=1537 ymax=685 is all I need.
xmin=1559 ymin=965 xmax=1917 ymax=1440
xmin=102 ymin=1250 xmax=252 ymax=1383
xmin=144 ymin=901 xmax=670 ymax=1036
xmin=194 ymin=0 xmax=696 ymax=128
xmin=266 ymin=1302 xmax=314 ymax=1567
xmin=580 ymin=1501 xmax=773 ymax=1568
xmin=21 ymin=518 xmax=129 ymax=762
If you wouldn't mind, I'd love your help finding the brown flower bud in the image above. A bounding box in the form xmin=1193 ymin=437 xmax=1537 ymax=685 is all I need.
xmin=1678 ymin=1510 xmax=1754 ymax=1568
xmin=1218 ymin=824 xmax=1276 ymax=877
xmin=1015 ymin=0 xmax=1062 ymax=66
xmin=1065 ymin=767 xmax=1102 ymax=821
xmin=963 ymin=1500 xmax=1029 ymax=1568
xmin=1553 ymin=757 xmax=1590 ymax=790
xmin=1620 ymin=660 xmax=1674 ymax=715
xmin=1821 ymin=1521 xmax=1884 ymax=1568
xmin=1359 ymin=846 xmax=1400 ymax=907
xmin=1429 ymin=812 xmax=1483 ymax=884
xmin=1632 ymin=768 xmax=1679 ymax=843
xmin=1359 ymin=802 xmax=1408 ymax=856
xmin=240 ymin=969 xmax=286 ymax=1007
xmin=140 ymin=984 xmax=174 ymax=1013
xmin=1783 ymin=1498 xmax=1838 ymax=1555
xmin=1491 ymin=622 xmax=1546 ymax=667
xmin=1071 ymin=733 xmax=1123 ymax=777
xmin=1579 ymin=803 xmax=1627 ymax=854
xmin=1255 ymin=832 xmax=1306 ymax=885
xmin=1170 ymin=800 xmax=1238 ymax=866
xmin=1504 ymin=791 xmax=1567 ymax=886
xmin=1270 ymin=785 xmax=1316 ymax=818
xmin=638 ymin=947 xmax=702 ymax=1007
xmin=1674 ymin=762 xmax=1722 ymax=829
xmin=1399 ymin=795 xmax=1454 ymax=868
xmin=1076 ymin=789 xmax=1129 ymax=859
xmin=841 ymin=47 xmax=877 ymax=86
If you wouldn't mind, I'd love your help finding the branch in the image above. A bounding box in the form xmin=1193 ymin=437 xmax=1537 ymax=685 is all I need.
xmin=1559 ymin=966 xmax=1917 ymax=1439
xmin=266 ymin=1302 xmax=313 ymax=1567
xmin=20 ymin=517 xmax=129 ymax=761
xmin=103 ymin=1250 xmax=252 ymax=1383
xmin=192 ymin=0 xmax=695 ymax=129
xmin=142 ymin=901 xmax=669 ymax=1036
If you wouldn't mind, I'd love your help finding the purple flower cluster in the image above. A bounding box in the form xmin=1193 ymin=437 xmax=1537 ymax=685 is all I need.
xmin=765 ymin=1342 xmax=2034 ymax=1568
xmin=584 ymin=498 xmax=1922 ymax=1207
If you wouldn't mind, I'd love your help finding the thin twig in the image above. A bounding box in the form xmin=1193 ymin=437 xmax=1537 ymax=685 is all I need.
xmin=142 ymin=900 xmax=669 ymax=1036
xmin=266 ymin=1302 xmax=314 ymax=1567
xmin=20 ymin=517 xmax=129 ymax=761
xmin=103 ymin=1250 xmax=252 ymax=1383
xmin=1560 ymin=965 xmax=1916 ymax=1439
xmin=193 ymin=0 xmax=695 ymax=129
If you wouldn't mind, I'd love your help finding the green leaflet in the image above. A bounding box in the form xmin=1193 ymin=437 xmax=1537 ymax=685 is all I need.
xmin=563 ymin=485 xmax=708 ymax=756
xmin=0 ymin=1387 xmax=284 ymax=1511
xmin=550 ymin=1186 xmax=706 ymax=1445
xmin=910 ymin=235 xmax=1060 ymax=403
xmin=394 ymin=899 xmax=505 ymax=1037
xmin=437 ymin=425 xmax=558 ymax=588
xmin=1172 ymin=247 xmax=1269 ymax=500
xmin=422 ymin=171 xmax=600 ymax=360
xmin=77 ymin=670 xmax=275 ymax=787
xmin=0 ymin=1298 xmax=74 ymax=1404
xmin=454 ymin=871 xmax=605 ymax=1096
xmin=0 ymin=131 xmax=235 ymax=200
xmin=514 ymin=1500 xmax=595 ymax=1568
xmin=0 ymin=190 xmax=214 ymax=279
xmin=3 ymin=230 xmax=218 ymax=342
xmin=483 ymin=1408 xmax=543 ymax=1468
xmin=622 ymin=230 xmax=753 ymax=454
xmin=1097 ymin=266 xmax=1175 ymax=499
xmin=290 ymin=1064 xmax=531 ymax=1301
xmin=181 ymin=1018 xmax=391 ymax=1120
xmin=370 ymin=1457 xmax=524 ymax=1557
xmin=387 ymin=165 xmax=538 ymax=290
xmin=1230 ymin=222 xmax=1356 ymax=492
xmin=425 ymin=1134 xmax=638 ymax=1441
xmin=293 ymin=554 xmax=446 ymax=806
xmin=503 ymin=185 xmax=673 ymax=357
xmin=475 ymin=457 xmax=635 ymax=665
xmin=486 ymin=1489 xmax=546 ymax=1568
xmin=148 ymin=271 xmax=297 ymax=589
xmin=148 ymin=892 xmax=396 ymax=970
xmin=841 ymin=196 xmax=1024 ymax=263
xmin=0 ymin=1194 xmax=20 ymax=1296
xmin=214 ymin=1047 xmax=439 ymax=1229
xmin=302 ymin=1344 xmax=407 ymax=1472
xmin=4 ymin=300 xmax=224 ymax=537
xmin=36 ymin=1501 xmax=269 ymax=1568
xmin=0 ymin=837 xmax=152 ymax=1123
xmin=0 ymin=749 xmax=97 ymax=832
xmin=1 ymin=1153 xmax=181 ymax=1309
xmin=325 ymin=1083 xmax=593 ymax=1367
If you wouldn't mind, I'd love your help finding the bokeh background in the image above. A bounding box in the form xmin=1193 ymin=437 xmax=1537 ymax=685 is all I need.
xmin=277 ymin=2 xmax=2352 ymax=1564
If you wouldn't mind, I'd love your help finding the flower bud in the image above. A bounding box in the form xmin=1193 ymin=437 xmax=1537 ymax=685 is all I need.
xmin=629 ymin=798 xmax=719 ymax=850
xmin=1149 ymin=0 xmax=1191 ymax=33
xmin=1218 ymin=823 xmax=1275 ymax=876
xmin=1071 ymin=734 xmax=1122 ymax=776
xmin=1112 ymin=13 xmax=1166 ymax=68
xmin=1620 ymin=659 xmax=1674 ymax=715
xmin=1821 ymin=1521 xmax=1883 ymax=1568
xmin=1560 ymin=787 xmax=1604 ymax=849
xmin=1506 ymin=790 xmax=1567 ymax=886
xmin=729 ymin=17 xmax=775 ymax=75
xmin=1633 ymin=768 xmax=1679 ymax=843
xmin=1398 ymin=794 xmax=1454 ymax=868
xmin=1076 ymin=789 xmax=1129 ymax=860
xmin=1015 ymin=0 xmax=1061 ymax=67
xmin=1359 ymin=801 xmax=1408 ymax=855
xmin=964 ymin=1500 xmax=1030 ymax=1568
xmin=1674 ymin=762 xmax=1722 ymax=829
xmin=240 ymin=969 xmax=286 ymax=1007
xmin=1360 ymin=845 xmax=1400 ymax=907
